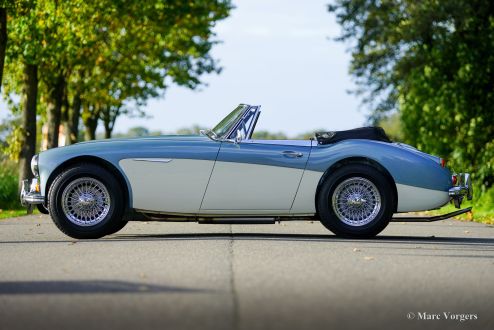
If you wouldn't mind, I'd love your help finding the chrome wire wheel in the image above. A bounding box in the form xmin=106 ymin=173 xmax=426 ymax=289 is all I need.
xmin=331 ymin=177 xmax=381 ymax=227
xmin=61 ymin=177 xmax=111 ymax=227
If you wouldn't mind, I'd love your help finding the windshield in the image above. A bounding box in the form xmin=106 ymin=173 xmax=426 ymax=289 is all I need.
xmin=211 ymin=104 xmax=249 ymax=139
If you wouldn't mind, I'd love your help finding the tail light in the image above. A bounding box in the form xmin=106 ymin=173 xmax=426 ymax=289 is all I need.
xmin=440 ymin=158 xmax=446 ymax=168
xmin=452 ymin=175 xmax=458 ymax=185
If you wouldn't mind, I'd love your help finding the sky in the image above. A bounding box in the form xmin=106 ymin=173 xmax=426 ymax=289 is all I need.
xmin=1 ymin=0 xmax=368 ymax=137
xmin=116 ymin=0 xmax=367 ymax=136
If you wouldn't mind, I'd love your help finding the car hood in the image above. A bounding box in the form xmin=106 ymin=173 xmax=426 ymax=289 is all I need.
xmin=38 ymin=134 xmax=213 ymax=161
xmin=74 ymin=134 xmax=209 ymax=145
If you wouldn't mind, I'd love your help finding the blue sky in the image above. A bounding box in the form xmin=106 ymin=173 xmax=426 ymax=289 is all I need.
xmin=116 ymin=0 xmax=367 ymax=136
xmin=1 ymin=0 xmax=368 ymax=137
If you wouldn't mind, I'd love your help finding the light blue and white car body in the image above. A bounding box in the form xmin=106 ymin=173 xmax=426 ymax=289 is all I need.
xmin=22 ymin=104 xmax=473 ymax=239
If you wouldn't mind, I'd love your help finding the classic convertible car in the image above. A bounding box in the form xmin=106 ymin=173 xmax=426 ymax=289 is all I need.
xmin=21 ymin=104 xmax=472 ymax=239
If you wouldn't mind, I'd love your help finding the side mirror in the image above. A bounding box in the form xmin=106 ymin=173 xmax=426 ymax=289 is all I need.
xmin=235 ymin=130 xmax=243 ymax=144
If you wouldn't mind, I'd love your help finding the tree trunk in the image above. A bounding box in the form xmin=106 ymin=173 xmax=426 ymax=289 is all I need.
xmin=102 ymin=106 xmax=112 ymax=139
xmin=82 ymin=104 xmax=98 ymax=141
xmin=103 ymin=121 xmax=112 ymax=139
xmin=84 ymin=120 xmax=97 ymax=140
xmin=18 ymin=63 xmax=38 ymax=191
xmin=46 ymin=74 xmax=65 ymax=149
xmin=0 ymin=8 xmax=7 ymax=92
xmin=65 ymin=92 xmax=81 ymax=144
xmin=101 ymin=106 xmax=121 ymax=139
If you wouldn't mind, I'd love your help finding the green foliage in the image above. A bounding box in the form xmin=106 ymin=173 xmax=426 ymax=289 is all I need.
xmin=175 ymin=125 xmax=206 ymax=135
xmin=329 ymin=0 xmax=494 ymax=194
xmin=252 ymin=130 xmax=288 ymax=140
xmin=377 ymin=113 xmax=403 ymax=142
xmin=475 ymin=186 xmax=494 ymax=214
xmin=1 ymin=0 xmax=233 ymax=147
xmin=0 ymin=159 xmax=21 ymax=209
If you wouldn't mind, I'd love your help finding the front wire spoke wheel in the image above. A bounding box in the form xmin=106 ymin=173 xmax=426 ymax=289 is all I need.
xmin=61 ymin=177 xmax=111 ymax=227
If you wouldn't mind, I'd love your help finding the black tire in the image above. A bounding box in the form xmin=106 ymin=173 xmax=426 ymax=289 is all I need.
xmin=48 ymin=163 xmax=125 ymax=239
xmin=105 ymin=219 xmax=128 ymax=236
xmin=317 ymin=164 xmax=394 ymax=238
xmin=37 ymin=203 xmax=49 ymax=214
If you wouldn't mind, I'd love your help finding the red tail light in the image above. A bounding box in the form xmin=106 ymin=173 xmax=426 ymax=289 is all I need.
xmin=452 ymin=175 xmax=458 ymax=185
xmin=440 ymin=158 xmax=446 ymax=168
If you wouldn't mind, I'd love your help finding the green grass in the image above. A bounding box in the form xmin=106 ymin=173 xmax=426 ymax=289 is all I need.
xmin=0 ymin=208 xmax=35 ymax=219
xmin=421 ymin=201 xmax=493 ymax=225
xmin=0 ymin=160 xmax=22 ymax=210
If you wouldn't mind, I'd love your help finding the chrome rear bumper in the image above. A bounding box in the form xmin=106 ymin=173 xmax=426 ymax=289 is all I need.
xmin=20 ymin=179 xmax=44 ymax=206
xmin=448 ymin=173 xmax=473 ymax=208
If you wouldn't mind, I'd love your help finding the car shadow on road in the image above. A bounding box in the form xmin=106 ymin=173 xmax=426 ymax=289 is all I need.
xmin=0 ymin=280 xmax=212 ymax=295
xmin=111 ymin=232 xmax=494 ymax=247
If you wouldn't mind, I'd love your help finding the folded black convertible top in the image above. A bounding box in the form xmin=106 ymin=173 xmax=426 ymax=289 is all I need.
xmin=315 ymin=127 xmax=391 ymax=145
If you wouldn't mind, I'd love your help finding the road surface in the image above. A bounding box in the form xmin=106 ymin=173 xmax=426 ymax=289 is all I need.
xmin=0 ymin=214 xmax=493 ymax=330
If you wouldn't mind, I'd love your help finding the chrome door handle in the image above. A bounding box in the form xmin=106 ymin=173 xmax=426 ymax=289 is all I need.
xmin=282 ymin=151 xmax=303 ymax=158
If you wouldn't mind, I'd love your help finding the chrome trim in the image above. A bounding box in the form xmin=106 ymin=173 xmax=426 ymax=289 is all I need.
xmin=61 ymin=177 xmax=111 ymax=226
xmin=448 ymin=172 xmax=473 ymax=208
xmin=282 ymin=151 xmax=303 ymax=158
xmin=224 ymin=105 xmax=261 ymax=142
xmin=203 ymin=129 xmax=220 ymax=141
xmin=204 ymin=104 xmax=261 ymax=144
xmin=20 ymin=178 xmax=44 ymax=206
xmin=30 ymin=154 xmax=39 ymax=176
xmin=223 ymin=104 xmax=253 ymax=141
xmin=331 ymin=177 xmax=381 ymax=226
xmin=391 ymin=207 xmax=472 ymax=222
xmin=132 ymin=158 xmax=173 ymax=163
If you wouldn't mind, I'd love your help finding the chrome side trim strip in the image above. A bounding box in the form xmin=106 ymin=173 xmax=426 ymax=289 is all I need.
xmin=132 ymin=158 xmax=173 ymax=163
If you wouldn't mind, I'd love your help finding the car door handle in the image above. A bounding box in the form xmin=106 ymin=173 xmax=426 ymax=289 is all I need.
xmin=282 ymin=151 xmax=303 ymax=158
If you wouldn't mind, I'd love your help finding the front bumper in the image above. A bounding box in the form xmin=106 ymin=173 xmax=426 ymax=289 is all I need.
xmin=20 ymin=178 xmax=44 ymax=206
xmin=448 ymin=173 xmax=473 ymax=208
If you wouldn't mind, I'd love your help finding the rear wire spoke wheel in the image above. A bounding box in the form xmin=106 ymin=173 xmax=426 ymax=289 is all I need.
xmin=317 ymin=164 xmax=394 ymax=238
xmin=332 ymin=177 xmax=381 ymax=226
xmin=48 ymin=164 xmax=125 ymax=239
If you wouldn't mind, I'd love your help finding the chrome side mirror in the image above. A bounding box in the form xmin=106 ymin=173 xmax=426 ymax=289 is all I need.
xmin=235 ymin=130 xmax=243 ymax=144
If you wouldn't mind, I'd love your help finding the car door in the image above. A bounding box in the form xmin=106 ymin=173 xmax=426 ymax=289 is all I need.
xmin=118 ymin=138 xmax=221 ymax=214
xmin=200 ymin=141 xmax=310 ymax=214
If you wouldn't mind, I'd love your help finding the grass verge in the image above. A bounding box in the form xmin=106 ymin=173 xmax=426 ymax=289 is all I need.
xmin=0 ymin=208 xmax=39 ymax=220
xmin=422 ymin=201 xmax=493 ymax=225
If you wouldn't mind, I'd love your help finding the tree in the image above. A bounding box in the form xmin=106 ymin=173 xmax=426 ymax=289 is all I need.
xmin=76 ymin=0 xmax=231 ymax=140
xmin=252 ymin=130 xmax=288 ymax=140
xmin=0 ymin=6 xmax=6 ymax=92
xmin=1 ymin=0 xmax=231 ymax=191
xmin=329 ymin=0 xmax=494 ymax=190
xmin=2 ymin=0 xmax=41 ymax=189
xmin=126 ymin=126 xmax=150 ymax=138
xmin=18 ymin=63 xmax=37 ymax=188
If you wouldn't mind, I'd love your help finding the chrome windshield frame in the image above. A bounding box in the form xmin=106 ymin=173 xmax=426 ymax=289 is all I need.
xmin=204 ymin=104 xmax=261 ymax=143
xmin=224 ymin=105 xmax=261 ymax=143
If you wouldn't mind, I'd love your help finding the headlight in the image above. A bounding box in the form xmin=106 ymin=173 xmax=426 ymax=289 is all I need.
xmin=31 ymin=154 xmax=39 ymax=176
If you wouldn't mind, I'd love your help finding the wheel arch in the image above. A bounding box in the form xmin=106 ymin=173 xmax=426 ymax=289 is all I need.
xmin=45 ymin=155 xmax=131 ymax=211
xmin=315 ymin=157 xmax=398 ymax=214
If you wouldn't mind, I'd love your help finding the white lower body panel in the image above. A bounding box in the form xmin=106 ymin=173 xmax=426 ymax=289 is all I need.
xmin=200 ymin=161 xmax=303 ymax=213
xmin=396 ymin=183 xmax=449 ymax=212
xmin=119 ymin=158 xmax=214 ymax=213
xmin=290 ymin=170 xmax=323 ymax=214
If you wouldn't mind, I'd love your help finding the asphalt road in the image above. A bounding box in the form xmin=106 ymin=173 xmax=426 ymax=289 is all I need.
xmin=0 ymin=215 xmax=493 ymax=330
